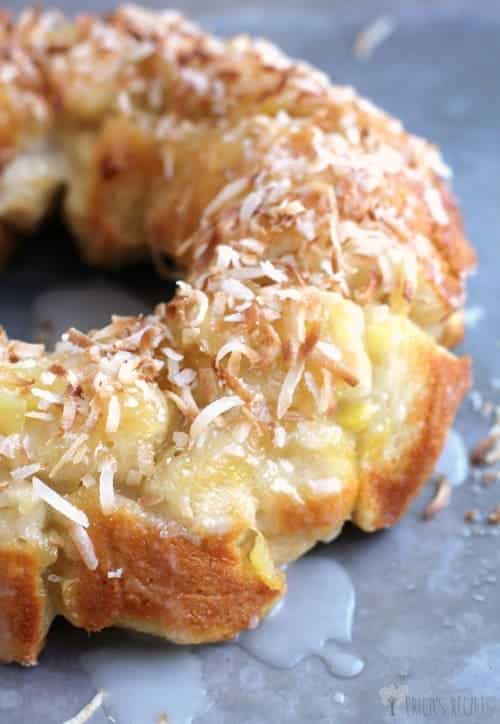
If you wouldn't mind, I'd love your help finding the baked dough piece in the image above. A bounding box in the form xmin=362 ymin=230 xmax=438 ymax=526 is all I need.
xmin=0 ymin=5 xmax=474 ymax=342
xmin=0 ymin=6 xmax=473 ymax=664
xmin=0 ymin=290 xmax=470 ymax=664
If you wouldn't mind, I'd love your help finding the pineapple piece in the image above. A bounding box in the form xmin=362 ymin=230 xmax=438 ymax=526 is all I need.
xmin=0 ymin=389 xmax=26 ymax=434
xmin=335 ymin=399 xmax=378 ymax=433
xmin=249 ymin=531 xmax=282 ymax=590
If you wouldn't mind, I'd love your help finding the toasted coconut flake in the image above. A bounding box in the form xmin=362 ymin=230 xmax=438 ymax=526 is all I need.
xmin=422 ymin=476 xmax=451 ymax=520
xmin=99 ymin=456 xmax=117 ymax=515
xmin=273 ymin=425 xmax=287 ymax=448
xmin=68 ymin=523 xmax=98 ymax=571
xmin=204 ymin=177 xmax=248 ymax=217
xmin=311 ymin=347 xmax=359 ymax=387
xmin=105 ymin=395 xmax=121 ymax=434
xmin=240 ymin=191 xmax=264 ymax=223
xmin=167 ymin=390 xmax=198 ymax=420
xmin=107 ymin=567 xmax=123 ymax=579
xmin=470 ymin=435 xmax=496 ymax=466
xmin=0 ymin=435 xmax=22 ymax=460
xmin=11 ymin=463 xmax=42 ymax=481
xmin=8 ymin=340 xmax=44 ymax=360
xmin=224 ymin=313 xmax=245 ymax=323
xmin=216 ymin=339 xmax=260 ymax=367
xmin=260 ymin=260 xmax=288 ymax=284
xmin=485 ymin=441 xmax=500 ymax=465
xmin=233 ymin=422 xmax=251 ymax=444
xmin=221 ymin=278 xmax=255 ymax=301
xmin=81 ymin=473 xmax=96 ymax=488
xmin=50 ymin=433 xmax=89 ymax=478
xmin=162 ymin=346 xmax=184 ymax=362
xmin=487 ymin=505 xmax=500 ymax=525
xmin=424 ymin=186 xmax=449 ymax=226
xmin=353 ymin=15 xmax=396 ymax=61
xmin=62 ymin=690 xmax=105 ymax=724
xmin=33 ymin=477 xmax=89 ymax=527
xmin=319 ymin=369 xmax=335 ymax=415
xmin=304 ymin=370 xmax=321 ymax=407
xmin=84 ymin=398 xmax=102 ymax=432
xmin=173 ymin=368 xmax=197 ymax=387
xmin=231 ymin=266 xmax=269 ymax=281
xmin=186 ymin=289 xmax=209 ymax=327
xmin=25 ymin=411 xmax=54 ymax=421
xmin=238 ymin=238 xmax=265 ymax=254
xmin=216 ymin=244 xmax=241 ymax=269
xmin=277 ymin=361 xmax=305 ymax=419
xmin=315 ymin=340 xmax=341 ymax=362
xmin=40 ymin=371 xmax=56 ymax=386
xmin=190 ymin=396 xmax=244 ymax=440
xmin=31 ymin=387 xmax=64 ymax=405
xmin=61 ymin=395 xmax=77 ymax=432
xmin=65 ymin=328 xmax=93 ymax=348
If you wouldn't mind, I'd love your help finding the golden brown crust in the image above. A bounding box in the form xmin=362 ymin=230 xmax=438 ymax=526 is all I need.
xmin=53 ymin=494 xmax=283 ymax=643
xmin=0 ymin=545 xmax=52 ymax=665
xmin=354 ymin=350 xmax=471 ymax=531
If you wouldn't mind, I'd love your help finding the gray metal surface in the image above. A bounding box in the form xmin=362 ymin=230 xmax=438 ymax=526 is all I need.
xmin=1 ymin=2 xmax=500 ymax=722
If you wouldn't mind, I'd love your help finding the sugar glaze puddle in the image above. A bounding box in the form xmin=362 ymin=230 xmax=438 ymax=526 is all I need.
xmin=79 ymin=555 xmax=363 ymax=723
xmin=435 ymin=429 xmax=469 ymax=487
xmin=238 ymin=555 xmax=364 ymax=678
xmin=81 ymin=635 xmax=209 ymax=724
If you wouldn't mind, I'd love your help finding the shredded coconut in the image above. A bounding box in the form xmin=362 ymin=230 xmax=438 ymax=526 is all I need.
xmin=107 ymin=567 xmax=123 ymax=579
xmin=33 ymin=477 xmax=89 ymax=527
xmin=62 ymin=691 xmax=105 ymax=724
xmin=105 ymin=395 xmax=121 ymax=434
xmin=98 ymin=456 xmax=118 ymax=514
xmin=204 ymin=177 xmax=248 ymax=217
xmin=68 ymin=523 xmax=99 ymax=571
xmin=190 ymin=396 xmax=244 ymax=440
xmin=11 ymin=463 xmax=42 ymax=480
xmin=277 ymin=362 xmax=305 ymax=419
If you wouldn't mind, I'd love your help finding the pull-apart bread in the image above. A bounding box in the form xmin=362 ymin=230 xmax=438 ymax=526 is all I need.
xmin=0 ymin=5 xmax=474 ymax=664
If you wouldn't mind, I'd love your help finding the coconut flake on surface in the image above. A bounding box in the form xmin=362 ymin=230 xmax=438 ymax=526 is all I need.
xmin=424 ymin=186 xmax=449 ymax=225
xmin=204 ymin=178 xmax=248 ymax=217
xmin=98 ymin=456 xmax=118 ymax=514
xmin=190 ymin=396 xmax=244 ymax=440
xmin=68 ymin=523 xmax=99 ymax=571
xmin=353 ymin=16 xmax=396 ymax=61
xmin=107 ymin=567 xmax=123 ymax=579
xmin=216 ymin=339 xmax=260 ymax=366
xmin=11 ymin=463 xmax=42 ymax=481
xmin=273 ymin=425 xmax=287 ymax=448
xmin=62 ymin=691 xmax=105 ymax=724
xmin=32 ymin=477 xmax=89 ymax=527
xmin=277 ymin=362 xmax=305 ymax=419
xmin=105 ymin=395 xmax=121 ymax=434
xmin=221 ymin=278 xmax=255 ymax=302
